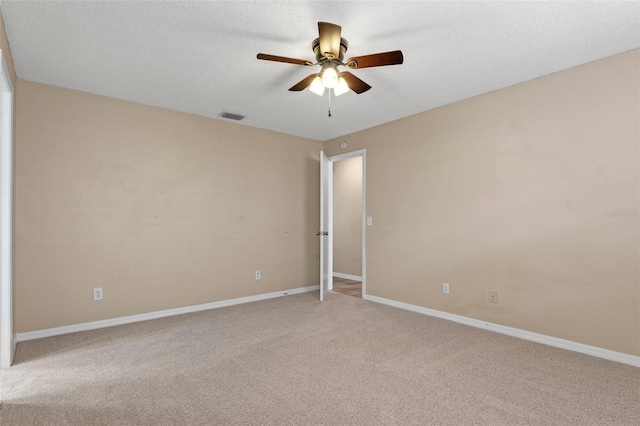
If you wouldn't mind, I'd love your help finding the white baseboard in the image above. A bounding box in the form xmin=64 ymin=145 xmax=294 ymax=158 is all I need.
xmin=363 ymin=294 xmax=640 ymax=368
xmin=333 ymin=272 xmax=363 ymax=281
xmin=17 ymin=285 xmax=319 ymax=343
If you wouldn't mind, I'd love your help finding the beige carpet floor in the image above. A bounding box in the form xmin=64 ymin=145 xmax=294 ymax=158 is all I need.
xmin=1 ymin=291 xmax=638 ymax=425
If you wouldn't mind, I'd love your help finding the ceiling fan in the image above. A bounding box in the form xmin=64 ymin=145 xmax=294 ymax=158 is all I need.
xmin=257 ymin=22 xmax=403 ymax=96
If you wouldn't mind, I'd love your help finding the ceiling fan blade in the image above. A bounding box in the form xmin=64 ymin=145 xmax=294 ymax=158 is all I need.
xmin=340 ymin=72 xmax=371 ymax=94
xmin=345 ymin=50 xmax=404 ymax=69
xmin=318 ymin=22 xmax=342 ymax=59
xmin=257 ymin=53 xmax=313 ymax=66
xmin=289 ymin=73 xmax=319 ymax=91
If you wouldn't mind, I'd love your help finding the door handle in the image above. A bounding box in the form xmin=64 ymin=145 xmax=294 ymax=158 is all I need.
xmin=316 ymin=231 xmax=329 ymax=236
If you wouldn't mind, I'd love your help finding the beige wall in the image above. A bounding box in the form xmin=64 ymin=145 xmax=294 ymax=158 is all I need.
xmin=14 ymin=80 xmax=322 ymax=333
xmin=325 ymin=50 xmax=640 ymax=356
xmin=333 ymin=156 xmax=362 ymax=277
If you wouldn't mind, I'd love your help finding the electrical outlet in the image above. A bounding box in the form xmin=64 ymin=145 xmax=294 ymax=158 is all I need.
xmin=442 ymin=283 xmax=450 ymax=294
xmin=489 ymin=291 xmax=498 ymax=304
xmin=255 ymin=270 xmax=261 ymax=281
xmin=93 ymin=287 xmax=103 ymax=301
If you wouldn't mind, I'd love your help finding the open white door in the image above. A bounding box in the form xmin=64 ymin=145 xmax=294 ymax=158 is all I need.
xmin=0 ymin=51 xmax=14 ymax=368
xmin=319 ymin=151 xmax=331 ymax=301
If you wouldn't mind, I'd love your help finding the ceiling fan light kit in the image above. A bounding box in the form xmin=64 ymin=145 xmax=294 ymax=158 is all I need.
xmin=309 ymin=76 xmax=325 ymax=96
xmin=321 ymin=63 xmax=338 ymax=89
xmin=257 ymin=22 xmax=403 ymax=99
xmin=333 ymin=76 xmax=350 ymax=96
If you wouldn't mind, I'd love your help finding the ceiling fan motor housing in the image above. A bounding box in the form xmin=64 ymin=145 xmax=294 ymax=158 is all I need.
xmin=312 ymin=37 xmax=348 ymax=63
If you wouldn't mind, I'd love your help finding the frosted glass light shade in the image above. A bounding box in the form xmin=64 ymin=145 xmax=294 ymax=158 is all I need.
xmin=322 ymin=67 xmax=338 ymax=88
xmin=309 ymin=76 xmax=325 ymax=96
xmin=333 ymin=76 xmax=349 ymax=96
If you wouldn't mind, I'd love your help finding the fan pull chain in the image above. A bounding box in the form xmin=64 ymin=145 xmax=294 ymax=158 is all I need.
xmin=328 ymin=89 xmax=332 ymax=118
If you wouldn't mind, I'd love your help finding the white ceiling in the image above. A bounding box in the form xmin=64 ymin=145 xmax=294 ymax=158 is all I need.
xmin=1 ymin=1 xmax=638 ymax=141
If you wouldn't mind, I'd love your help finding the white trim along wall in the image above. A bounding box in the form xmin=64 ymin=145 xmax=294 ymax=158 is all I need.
xmin=17 ymin=286 xmax=319 ymax=342
xmin=333 ymin=272 xmax=363 ymax=282
xmin=364 ymin=294 xmax=640 ymax=368
xmin=17 ymin=284 xmax=637 ymax=368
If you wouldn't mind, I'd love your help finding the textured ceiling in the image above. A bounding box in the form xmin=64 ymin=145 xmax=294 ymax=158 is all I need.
xmin=1 ymin=1 xmax=638 ymax=141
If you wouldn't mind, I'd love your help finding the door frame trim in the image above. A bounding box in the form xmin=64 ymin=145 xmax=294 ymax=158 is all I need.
xmin=327 ymin=149 xmax=366 ymax=296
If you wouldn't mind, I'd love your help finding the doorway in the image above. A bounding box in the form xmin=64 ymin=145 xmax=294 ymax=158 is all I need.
xmin=331 ymin=155 xmax=363 ymax=298
xmin=319 ymin=149 xmax=366 ymax=301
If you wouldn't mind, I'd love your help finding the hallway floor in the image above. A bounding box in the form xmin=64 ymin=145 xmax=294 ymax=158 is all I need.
xmin=332 ymin=277 xmax=362 ymax=298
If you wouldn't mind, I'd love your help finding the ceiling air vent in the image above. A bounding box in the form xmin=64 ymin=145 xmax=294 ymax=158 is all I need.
xmin=219 ymin=111 xmax=245 ymax=121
